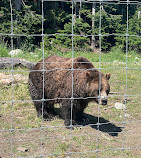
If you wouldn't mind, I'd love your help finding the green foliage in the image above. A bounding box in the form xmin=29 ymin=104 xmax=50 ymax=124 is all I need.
xmin=13 ymin=7 xmax=42 ymax=35
xmin=0 ymin=43 xmax=9 ymax=57
xmin=128 ymin=10 xmax=141 ymax=52
xmin=91 ymin=9 xmax=123 ymax=50
xmin=0 ymin=1 xmax=11 ymax=34
xmin=0 ymin=1 xmax=140 ymax=53
xmin=0 ymin=1 xmax=42 ymax=50
xmin=20 ymin=37 xmax=38 ymax=52
xmin=52 ymin=18 xmax=91 ymax=51
xmin=115 ymin=8 xmax=141 ymax=52
xmin=41 ymin=36 xmax=52 ymax=51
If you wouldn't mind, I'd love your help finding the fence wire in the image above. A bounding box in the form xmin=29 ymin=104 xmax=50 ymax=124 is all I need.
xmin=0 ymin=0 xmax=141 ymax=158
xmin=9 ymin=0 xmax=14 ymax=157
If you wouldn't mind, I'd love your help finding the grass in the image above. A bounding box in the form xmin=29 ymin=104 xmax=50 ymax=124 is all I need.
xmin=0 ymin=43 xmax=9 ymax=57
xmin=0 ymin=48 xmax=141 ymax=157
xmin=1 ymin=43 xmax=140 ymax=64
xmin=14 ymin=49 xmax=141 ymax=63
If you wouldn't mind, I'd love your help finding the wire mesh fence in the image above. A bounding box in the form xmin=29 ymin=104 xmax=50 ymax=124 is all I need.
xmin=0 ymin=0 xmax=141 ymax=157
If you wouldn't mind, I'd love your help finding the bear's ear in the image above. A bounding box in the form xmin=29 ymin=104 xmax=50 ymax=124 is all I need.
xmin=106 ymin=73 xmax=111 ymax=80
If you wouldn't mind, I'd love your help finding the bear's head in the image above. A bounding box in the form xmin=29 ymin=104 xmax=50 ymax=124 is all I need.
xmin=86 ymin=70 xmax=111 ymax=105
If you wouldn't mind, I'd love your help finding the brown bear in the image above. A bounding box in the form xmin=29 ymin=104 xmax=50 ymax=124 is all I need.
xmin=28 ymin=56 xmax=110 ymax=128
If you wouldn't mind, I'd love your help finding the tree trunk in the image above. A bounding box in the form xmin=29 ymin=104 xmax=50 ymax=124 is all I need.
xmin=79 ymin=1 xmax=82 ymax=19
xmin=91 ymin=3 xmax=96 ymax=52
xmin=138 ymin=11 xmax=141 ymax=19
xmin=16 ymin=0 xmax=21 ymax=11
xmin=15 ymin=0 xmax=22 ymax=48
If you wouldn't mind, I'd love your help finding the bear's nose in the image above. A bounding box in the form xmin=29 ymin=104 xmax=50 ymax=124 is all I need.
xmin=102 ymin=99 xmax=107 ymax=105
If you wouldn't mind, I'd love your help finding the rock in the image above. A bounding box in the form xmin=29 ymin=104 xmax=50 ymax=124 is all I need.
xmin=0 ymin=73 xmax=28 ymax=85
xmin=0 ymin=73 xmax=7 ymax=80
xmin=0 ymin=73 xmax=13 ymax=80
xmin=135 ymin=57 xmax=140 ymax=61
xmin=9 ymin=49 xmax=23 ymax=56
xmin=0 ymin=78 xmax=14 ymax=86
xmin=114 ymin=102 xmax=126 ymax=110
xmin=0 ymin=57 xmax=35 ymax=70
xmin=17 ymin=147 xmax=28 ymax=152
xmin=119 ymin=113 xmax=131 ymax=118
xmin=14 ymin=74 xmax=28 ymax=83
xmin=125 ymin=113 xmax=131 ymax=118
xmin=0 ymin=73 xmax=13 ymax=86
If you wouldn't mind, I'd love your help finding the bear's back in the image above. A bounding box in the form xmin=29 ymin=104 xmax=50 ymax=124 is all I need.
xmin=33 ymin=56 xmax=94 ymax=71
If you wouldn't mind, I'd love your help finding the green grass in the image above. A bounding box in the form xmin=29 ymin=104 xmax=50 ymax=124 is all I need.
xmin=0 ymin=43 xmax=10 ymax=57
xmin=6 ymin=46 xmax=139 ymax=64
xmin=1 ymin=43 xmax=141 ymax=64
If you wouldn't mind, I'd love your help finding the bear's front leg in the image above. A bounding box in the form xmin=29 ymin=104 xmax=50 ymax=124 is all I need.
xmin=61 ymin=99 xmax=77 ymax=129
xmin=75 ymin=100 xmax=88 ymax=122
xmin=35 ymin=101 xmax=55 ymax=121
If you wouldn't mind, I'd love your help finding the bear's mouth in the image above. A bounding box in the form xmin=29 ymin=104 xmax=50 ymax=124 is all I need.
xmin=89 ymin=97 xmax=108 ymax=106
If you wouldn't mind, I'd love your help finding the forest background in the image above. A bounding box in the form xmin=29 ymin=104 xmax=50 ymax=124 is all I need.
xmin=0 ymin=0 xmax=141 ymax=55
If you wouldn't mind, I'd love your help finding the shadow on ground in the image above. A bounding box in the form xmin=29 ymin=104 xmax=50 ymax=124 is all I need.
xmin=76 ymin=113 xmax=123 ymax=137
xmin=46 ymin=107 xmax=123 ymax=137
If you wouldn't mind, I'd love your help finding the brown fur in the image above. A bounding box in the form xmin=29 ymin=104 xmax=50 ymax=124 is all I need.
xmin=28 ymin=56 xmax=110 ymax=127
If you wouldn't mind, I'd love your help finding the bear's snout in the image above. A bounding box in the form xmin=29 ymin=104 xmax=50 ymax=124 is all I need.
xmin=101 ymin=99 xmax=107 ymax=105
xmin=100 ymin=91 xmax=108 ymax=105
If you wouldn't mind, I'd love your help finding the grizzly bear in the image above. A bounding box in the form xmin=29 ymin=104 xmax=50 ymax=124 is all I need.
xmin=28 ymin=56 xmax=110 ymax=128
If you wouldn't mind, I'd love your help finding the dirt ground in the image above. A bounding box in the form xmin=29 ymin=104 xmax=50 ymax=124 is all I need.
xmin=0 ymin=100 xmax=141 ymax=158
